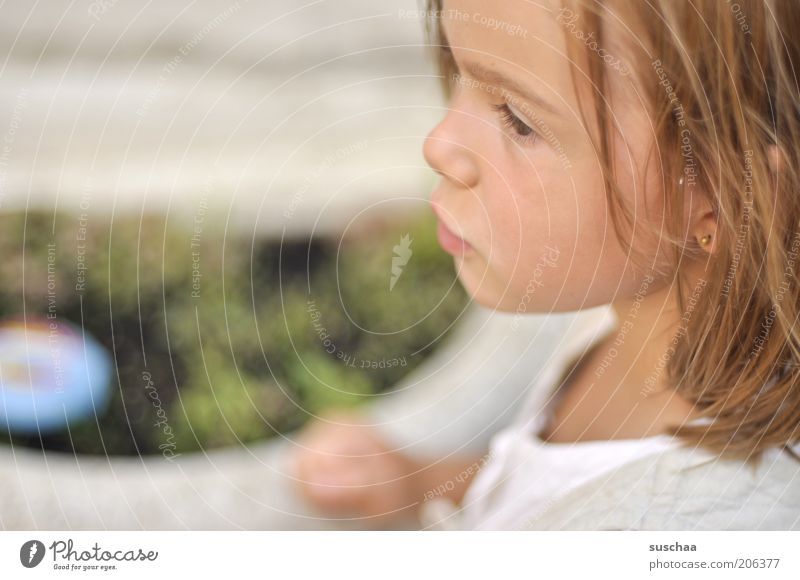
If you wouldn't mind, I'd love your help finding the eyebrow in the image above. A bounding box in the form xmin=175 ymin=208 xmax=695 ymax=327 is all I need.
xmin=460 ymin=60 xmax=561 ymax=117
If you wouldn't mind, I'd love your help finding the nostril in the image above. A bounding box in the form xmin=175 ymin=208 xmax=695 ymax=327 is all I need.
xmin=422 ymin=130 xmax=447 ymax=172
xmin=422 ymin=113 xmax=479 ymax=189
xmin=424 ymin=133 xmax=462 ymax=183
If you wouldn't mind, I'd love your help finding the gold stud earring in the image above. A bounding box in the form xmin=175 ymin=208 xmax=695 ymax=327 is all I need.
xmin=699 ymin=234 xmax=712 ymax=246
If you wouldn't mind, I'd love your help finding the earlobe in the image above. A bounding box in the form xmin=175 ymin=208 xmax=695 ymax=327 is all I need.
xmin=693 ymin=207 xmax=718 ymax=255
xmin=680 ymin=174 xmax=718 ymax=256
xmin=692 ymin=202 xmax=718 ymax=256
xmin=697 ymin=232 xmax=714 ymax=253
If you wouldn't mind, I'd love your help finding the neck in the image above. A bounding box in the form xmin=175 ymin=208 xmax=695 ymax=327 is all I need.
xmin=608 ymin=266 xmax=707 ymax=394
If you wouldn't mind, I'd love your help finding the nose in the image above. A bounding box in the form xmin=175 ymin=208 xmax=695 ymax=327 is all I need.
xmin=422 ymin=106 xmax=480 ymax=189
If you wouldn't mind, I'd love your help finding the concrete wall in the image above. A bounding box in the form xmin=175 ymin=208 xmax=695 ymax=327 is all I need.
xmin=0 ymin=0 xmax=444 ymax=236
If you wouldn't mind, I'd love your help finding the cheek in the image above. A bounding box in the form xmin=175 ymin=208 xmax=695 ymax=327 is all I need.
xmin=476 ymin=168 xmax=571 ymax=298
xmin=481 ymin=166 xmax=580 ymax=269
xmin=481 ymin=159 xmax=634 ymax=308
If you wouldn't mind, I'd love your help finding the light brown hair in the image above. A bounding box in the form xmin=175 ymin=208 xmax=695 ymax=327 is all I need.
xmin=425 ymin=0 xmax=800 ymax=468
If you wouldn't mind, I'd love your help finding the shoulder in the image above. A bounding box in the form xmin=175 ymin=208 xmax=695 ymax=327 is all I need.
xmin=522 ymin=445 xmax=800 ymax=531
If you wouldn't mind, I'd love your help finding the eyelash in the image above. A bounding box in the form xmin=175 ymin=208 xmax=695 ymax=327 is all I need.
xmin=492 ymin=103 xmax=538 ymax=146
xmin=440 ymin=43 xmax=539 ymax=147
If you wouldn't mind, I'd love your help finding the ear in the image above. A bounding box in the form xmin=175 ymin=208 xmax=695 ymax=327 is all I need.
xmin=686 ymin=145 xmax=784 ymax=256
xmin=686 ymin=187 xmax=718 ymax=256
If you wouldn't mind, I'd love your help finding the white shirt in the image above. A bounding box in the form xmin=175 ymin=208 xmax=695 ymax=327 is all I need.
xmin=420 ymin=304 xmax=717 ymax=530
xmin=366 ymin=304 xmax=586 ymax=458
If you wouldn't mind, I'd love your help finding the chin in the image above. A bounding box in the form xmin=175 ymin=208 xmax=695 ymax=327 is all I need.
xmin=454 ymin=266 xmax=518 ymax=312
xmin=469 ymin=290 xmax=510 ymax=311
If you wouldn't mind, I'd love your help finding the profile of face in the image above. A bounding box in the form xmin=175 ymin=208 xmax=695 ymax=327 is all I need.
xmin=423 ymin=0 xmax=673 ymax=313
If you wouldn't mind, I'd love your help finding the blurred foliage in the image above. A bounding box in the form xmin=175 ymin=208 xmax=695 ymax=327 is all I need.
xmin=0 ymin=208 xmax=468 ymax=455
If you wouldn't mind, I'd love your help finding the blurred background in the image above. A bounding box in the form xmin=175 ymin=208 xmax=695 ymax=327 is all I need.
xmin=0 ymin=0 xmax=471 ymax=458
xmin=0 ymin=0 xmax=441 ymax=234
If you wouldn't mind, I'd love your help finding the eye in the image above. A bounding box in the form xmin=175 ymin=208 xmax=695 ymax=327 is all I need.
xmin=492 ymin=102 xmax=538 ymax=146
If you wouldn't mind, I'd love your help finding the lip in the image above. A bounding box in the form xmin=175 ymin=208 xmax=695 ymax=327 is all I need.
xmin=430 ymin=200 xmax=475 ymax=256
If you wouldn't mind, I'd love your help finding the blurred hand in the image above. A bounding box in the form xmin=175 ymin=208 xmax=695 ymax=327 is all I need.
xmin=288 ymin=410 xmax=420 ymax=526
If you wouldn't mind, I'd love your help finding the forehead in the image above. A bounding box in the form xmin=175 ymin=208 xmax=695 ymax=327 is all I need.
xmin=440 ymin=0 xmax=575 ymax=101
xmin=441 ymin=0 xmax=645 ymax=114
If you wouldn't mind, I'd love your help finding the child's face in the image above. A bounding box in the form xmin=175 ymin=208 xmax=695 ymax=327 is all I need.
xmin=424 ymin=0 xmax=666 ymax=312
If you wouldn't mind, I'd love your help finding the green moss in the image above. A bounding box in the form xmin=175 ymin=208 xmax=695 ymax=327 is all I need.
xmin=0 ymin=208 xmax=468 ymax=455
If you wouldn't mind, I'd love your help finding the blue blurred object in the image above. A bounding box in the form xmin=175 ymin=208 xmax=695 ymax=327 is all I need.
xmin=0 ymin=316 xmax=113 ymax=435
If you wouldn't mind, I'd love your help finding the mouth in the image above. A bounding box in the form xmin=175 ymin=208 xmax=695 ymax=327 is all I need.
xmin=430 ymin=200 xmax=476 ymax=257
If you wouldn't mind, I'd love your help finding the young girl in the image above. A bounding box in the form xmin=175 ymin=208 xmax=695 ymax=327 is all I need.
xmin=419 ymin=0 xmax=800 ymax=530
